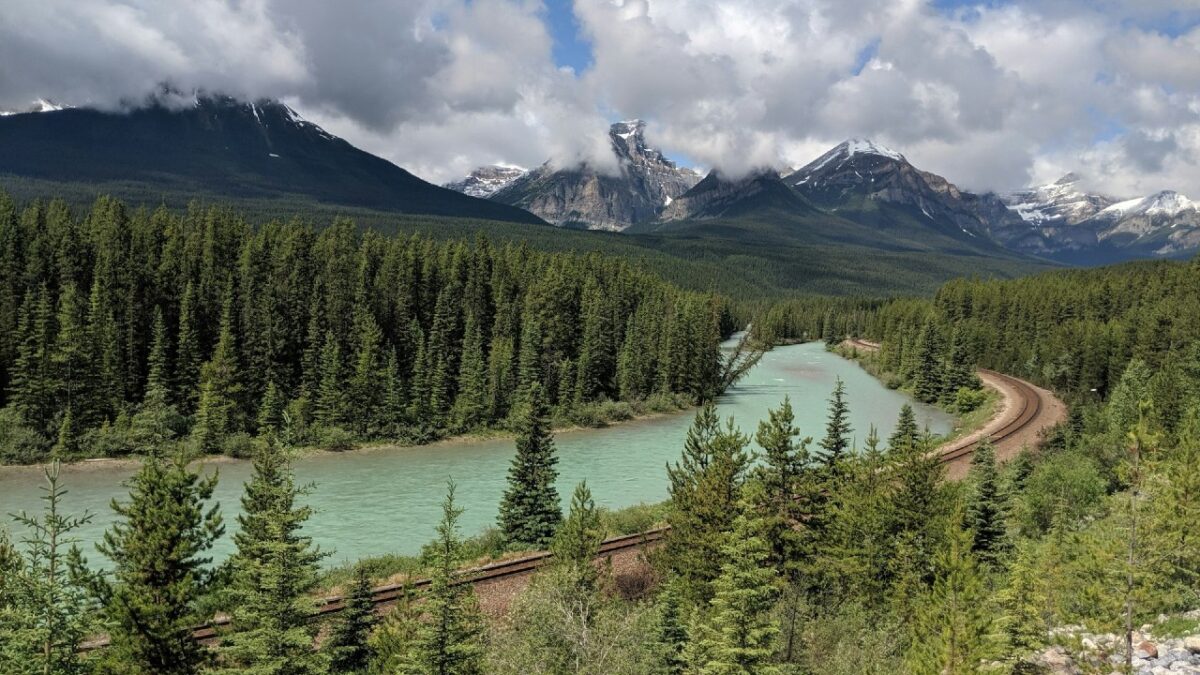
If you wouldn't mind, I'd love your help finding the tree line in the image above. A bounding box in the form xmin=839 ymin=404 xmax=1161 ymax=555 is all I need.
xmin=0 ymin=193 xmax=734 ymax=464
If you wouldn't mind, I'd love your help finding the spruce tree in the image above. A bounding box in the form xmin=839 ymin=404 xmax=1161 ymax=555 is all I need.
xmin=888 ymin=403 xmax=920 ymax=454
xmin=912 ymin=320 xmax=945 ymax=404
xmin=349 ymin=305 xmax=385 ymax=435
xmin=315 ymin=330 xmax=347 ymax=429
xmin=498 ymin=382 xmax=562 ymax=548
xmin=997 ymin=543 xmax=1049 ymax=653
xmin=218 ymin=437 xmax=327 ymax=674
xmin=131 ymin=308 xmax=181 ymax=449
xmin=94 ymin=451 xmax=224 ymax=675
xmin=665 ymin=402 xmax=750 ymax=607
xmin=325 ymin=564 xmax=377 ymax=674
xmin=817 ymin=377 xmax=852 ymax=476
xmin=191 ymin=295 xmax=242 ymax=453
xmin=452 ymin=313 xmax=488 ymax=431
xmin=964 ymin=439 xmax=1009 ymax=565
xmin=406 ymin=484 xmax=485 ymax=675
xmin=904 ymin=520 xmax=996 ymax=675
xmin=942 ymin=326 xmax=977 ymax=401
xmin=550 ymin=481 xmax=604 ymax=591
xmin=686 ymin=508 xmax=781 ymax=674
xmin=0 ymin=462 xmax=94 ymax=675
xmin=751 ymin=396 xmax=813 ymax=581
xmin=652 ymin=579 xmax=689 ymax=675
xmin=174 ymin=281 xmax=201 ymax=413
xmin=255 ymin=380 xmax=285 ymax=437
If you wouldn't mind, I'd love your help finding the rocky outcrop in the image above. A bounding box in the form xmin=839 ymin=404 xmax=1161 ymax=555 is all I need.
xmin=459 ymin=120 xmax=701 ymax=231
xmin=1022 ymin=612 xmax=1200 ymax=675
xmin=659 ymin=168 xmax=814 ymax=221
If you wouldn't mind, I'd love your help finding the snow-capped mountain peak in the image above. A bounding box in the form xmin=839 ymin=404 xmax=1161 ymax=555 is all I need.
xmin=1099 ymin=190 xmax=1197 ymax=219
xmin=840 ymin=138 xmax=904 ymax=161
xmin=442 ymin=165 xmax=529 ymax=199
xmin=1 ymin=98 xmax=71 ymax=116
xmin=1001 ymin=173 xmax=1115 ymax=226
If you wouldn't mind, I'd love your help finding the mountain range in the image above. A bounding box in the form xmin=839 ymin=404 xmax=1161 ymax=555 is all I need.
xmin=0 ymin=94 xmax=543 ymax=224
xmin=2 ymin=93 xmax=1193 ymax=269
xmin=448 ymin=131 xmax=1199 ymax=264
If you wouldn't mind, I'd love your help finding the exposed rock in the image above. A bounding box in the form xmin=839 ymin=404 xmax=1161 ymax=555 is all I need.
xmin=1185 ymin=636 xmax=1200 ymax=654
xmin=483 ymin=120 xmax=701 ymax=231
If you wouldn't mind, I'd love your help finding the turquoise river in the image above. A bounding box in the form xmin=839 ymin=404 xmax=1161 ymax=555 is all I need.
xmin=0 ymin=341 xmax=952 ymax=568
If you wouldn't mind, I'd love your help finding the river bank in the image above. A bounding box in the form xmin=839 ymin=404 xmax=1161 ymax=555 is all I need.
xmin=0 ymin=342 xmax=954 ymax=567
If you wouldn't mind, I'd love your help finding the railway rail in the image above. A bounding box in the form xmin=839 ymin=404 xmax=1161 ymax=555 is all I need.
xmin=81 ymin=528 xmax=668 ymax=650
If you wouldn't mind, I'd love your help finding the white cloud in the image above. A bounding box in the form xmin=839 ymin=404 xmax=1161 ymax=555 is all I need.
xmin=0 ymin=0 xmax=1198 ymax=193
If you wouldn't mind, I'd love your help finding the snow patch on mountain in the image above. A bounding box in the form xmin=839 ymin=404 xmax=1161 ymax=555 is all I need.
xmin=443 ymin=165 xmax=529 ymax=199
xmin=1097 ymin=191 xmax=1196 ymax=220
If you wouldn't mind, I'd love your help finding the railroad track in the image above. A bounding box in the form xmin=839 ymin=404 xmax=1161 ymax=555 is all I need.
xmin=844 ymin=338 xmax=1047 ymax=465
xmin=82 ymin=528 xmax=668 ymax=650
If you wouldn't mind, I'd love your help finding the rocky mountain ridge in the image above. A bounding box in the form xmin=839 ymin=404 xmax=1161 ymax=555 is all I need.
xmin=446 ymin=120 xmax=701 ymax=231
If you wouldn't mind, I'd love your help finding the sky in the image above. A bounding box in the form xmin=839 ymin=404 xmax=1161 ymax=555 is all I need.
xmin=2 ymin=0 xmax=1200 ymax=197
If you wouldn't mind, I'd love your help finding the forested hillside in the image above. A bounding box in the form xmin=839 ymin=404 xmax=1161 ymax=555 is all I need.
xmin=0 ymin=192 xmax=732 ymax=464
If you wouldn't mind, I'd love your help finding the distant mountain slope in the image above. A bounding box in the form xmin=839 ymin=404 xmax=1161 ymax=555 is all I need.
xmin=1000 ymin=175 xmax=1200 ymax=263
xmin=0 ymin=95 xmax=544 ymax=224
xmin=447 ymin=120 xmax=701 ymax=231
xmin=443 ymin=165 xmax=528 ymax=198
xmin=783 ymin=139 xmax=1024 ymax=248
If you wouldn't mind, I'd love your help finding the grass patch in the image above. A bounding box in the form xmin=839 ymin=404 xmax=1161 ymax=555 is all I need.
xmin=1154 ymin=615 xmax=1200 ymax=638
xmin=315 ymin=500 xmax=670 ymax=596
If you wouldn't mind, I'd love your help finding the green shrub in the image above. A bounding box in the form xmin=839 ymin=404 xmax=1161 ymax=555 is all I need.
xmin=316 ymin=426 xmax=356 ymax=452
xmin=0 ymin=406 xmax=49 ymax=464
xmin=1014 ymin=450 xmax=1106 ymax=536
xmin=221 ymin=432 xmax=256 ymax=459
xmin=954 ymin=387 xmax=987 ymax=413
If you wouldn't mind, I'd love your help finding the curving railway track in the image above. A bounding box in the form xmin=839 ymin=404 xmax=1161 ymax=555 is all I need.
xmin=82 ymin=339 xmax=1062 ymax=649
xmin=845 ymin=338 xmax=1063 ymax=478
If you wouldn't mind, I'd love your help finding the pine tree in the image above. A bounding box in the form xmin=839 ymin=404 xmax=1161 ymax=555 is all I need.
xmin=325 ymin=564 xmax=377 ymax=674
xmin=942 ymin=326 xmax=977 ymax=401
xmin=888 ymin=403 xmax=920 ymax=454
xmin=452 ymin=312 xmax=488 ymax=431
xmin=191 ymin=294 xmax=243 ymax=453
xmin=52 ymin=282 xmax=90 ymax=443
xmin=665 ymin=402 xmax=750 ymax=607
xmin=174 ymin=281 xmax=201 ymax=413
xmin=314 ymin=330 xmax=347 ymax=429
xmin=255 ymin=380 xmax=285 ymax=437
xmin=514 ymin=315 xmax=543 ymax=406
xmin=405 ymin=484 xmax=485 ymax=675
xmin=550 ymin=481 xmax=604 ymax=591
xmin=817 ymin=377 xmax=852 ymax=476
xmin=94 ymin=451 xmax=224 ymax=674
xmin=912 ymin=320 xmax=945 ymax=404
xmin=996 ymin=543 xmax=1049 ymax=653
xmin=964 ymin=439 xmax=1008 ymax=565
xmin=751 ymin=396 xmax=813 ymax=581
xmin=498 ymin=382 xmax=561 ymax=548
xmin=0 ymin=462 xmax=94 ymax=675
xmin=11 ymin=286 xmax=59 ymax=436
xmin=904 ymin=520 xmax=996 ymax=675
xmin=131 ymin=308 xmax=181 ymax=449
xmin=686 ymin=508 xmax=781 ymax=675
xmin=218 ymin=437 xmax=327 ymax=674
xmin=349 ymin=305 xmax=384 ymax=435
xmin=652 ymin=579 xmax=689 ymax=675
